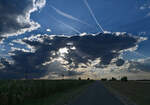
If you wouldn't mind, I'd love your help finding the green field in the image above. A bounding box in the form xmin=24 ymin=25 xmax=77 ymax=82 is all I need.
xmin=103 ymin=81 xmax=150 ymax=105
xmin=0 ymin=80 xmax=93 ymax=105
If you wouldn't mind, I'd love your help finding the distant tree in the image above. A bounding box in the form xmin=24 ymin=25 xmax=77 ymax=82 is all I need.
xmin=61 ymin=74 xmax=64 ymax=80
xmin=87 ymin=78 xmax=90 ymax=80
xmin=121 ymin=76 xmax=128 ymax=82
xmin=101 ymin=78 xmax=107 ymax=81
xmin=78 ymin=77 xmax=81 ymax=80
xmin=111 ymin=77 xmax=117 ymax=81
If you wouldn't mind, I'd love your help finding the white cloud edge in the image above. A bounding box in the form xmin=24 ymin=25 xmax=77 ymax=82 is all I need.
xmin=2 ymin=0 xmax=46 ymax=37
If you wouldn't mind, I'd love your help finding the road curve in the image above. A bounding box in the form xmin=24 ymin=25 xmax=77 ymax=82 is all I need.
xmin=69 ymin=81 xmax=124 ymax=105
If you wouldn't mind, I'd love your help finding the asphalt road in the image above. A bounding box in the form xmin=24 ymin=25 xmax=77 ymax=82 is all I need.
xmin=69 ymin=81 xmax=124 ymax=105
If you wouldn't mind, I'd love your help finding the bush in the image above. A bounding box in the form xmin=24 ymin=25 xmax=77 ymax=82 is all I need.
xmin=78 ymin=77 xmax=82 ymax=80
xmin=101 ymin=78 xmax=107 ymax=81
xmin=87 ymin=78 xmax=90 ymax=80
xmin=121 ymin=76 xmax=128 ymax=82
xmin=110 ymin=77 xmax=117 ymax=81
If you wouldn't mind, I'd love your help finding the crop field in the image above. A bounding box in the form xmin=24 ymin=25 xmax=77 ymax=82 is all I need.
xmin=0 ymin=80 xmax=93 ymax=105
xmin=103 ymin=81 xmax=150 ymax=105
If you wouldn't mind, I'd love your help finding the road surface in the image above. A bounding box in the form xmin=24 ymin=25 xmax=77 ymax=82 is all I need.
xmin=69 ymin=81 xmax=124 ymax=105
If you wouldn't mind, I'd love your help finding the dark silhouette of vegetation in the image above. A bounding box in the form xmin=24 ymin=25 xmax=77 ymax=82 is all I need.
xmin=61 ymin=74 xmax=65 ymax=80
xmin=110 ymin=77 xmax=117 ymax=81
xmin=78 ymin=77 xmax=82 ymax=80
xmin=101 ymin=78 xmax=107 ymax=81
xmin=87 ymin=78 xmax=90 ymax=80
xmin=121 ymin=76 xmax=128 ymax=82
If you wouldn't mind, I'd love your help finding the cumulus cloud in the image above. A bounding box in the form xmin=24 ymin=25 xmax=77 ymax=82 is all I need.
xmin=0 ymin=32 xmax=148 ymax=79
xmin=0 ymin=32 xmax=147 ymax=79
xmin=0 ymin=0 xmax=46 ymax=38
xmin=138 ymin=1 xmax=150 ymax=17
xmin=46 ymin=28 xmax=51 ymax=32
xmin=139 ymin=3 xmax=150 ymax=10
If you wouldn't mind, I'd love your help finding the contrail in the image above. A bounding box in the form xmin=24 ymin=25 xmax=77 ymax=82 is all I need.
xmin=83 ymin=0 xmax=104 ymax=33
xmin=51 ymin=16 xmax=81 ymax=34
xmin=50 ymin=5 xmax=91 ymax=26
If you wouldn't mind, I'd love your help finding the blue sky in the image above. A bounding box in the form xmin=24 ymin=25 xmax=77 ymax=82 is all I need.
xmin=31 ymin=0 xmax=149 ymax=33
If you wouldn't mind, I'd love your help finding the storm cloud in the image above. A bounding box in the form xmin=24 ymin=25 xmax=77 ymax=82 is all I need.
xmin=0 ymin=0 xmax=46 ymax=38
xmin=22 ymin=33 xmax=145 ymax=69
xmin=0 ymin=32 xmax=147 ymax=79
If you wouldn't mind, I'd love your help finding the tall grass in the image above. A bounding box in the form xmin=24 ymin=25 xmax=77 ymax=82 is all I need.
xmin=0 ymin=80 xmax=92 ymax=105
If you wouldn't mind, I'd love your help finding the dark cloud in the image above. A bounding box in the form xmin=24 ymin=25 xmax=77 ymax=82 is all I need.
xmin=25 ymin=33 xmax=143 ymax=68
xmin=0 ymin=0 xmax=46 ymax=38
xmin=0 ymin=54 xmax=46 ymax=79
xmin=0 ymin=33 xmax=146 ymax=79
xmin=115 ymin=59 xmax=125 ymax=66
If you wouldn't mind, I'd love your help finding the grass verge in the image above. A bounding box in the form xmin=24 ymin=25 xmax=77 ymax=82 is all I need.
xmin=103 ymin=81 xmax=150 ymax=105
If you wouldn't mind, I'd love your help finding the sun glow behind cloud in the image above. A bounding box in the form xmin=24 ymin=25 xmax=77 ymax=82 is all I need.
xmin=58 ymin=47 xmax=69 ymax=57
xmin=0 ymin=32 xmax=148 ymax=79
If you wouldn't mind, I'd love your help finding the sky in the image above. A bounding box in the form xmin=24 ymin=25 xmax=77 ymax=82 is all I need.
xmin=0 ymin=0 xmax=150 ymax=80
